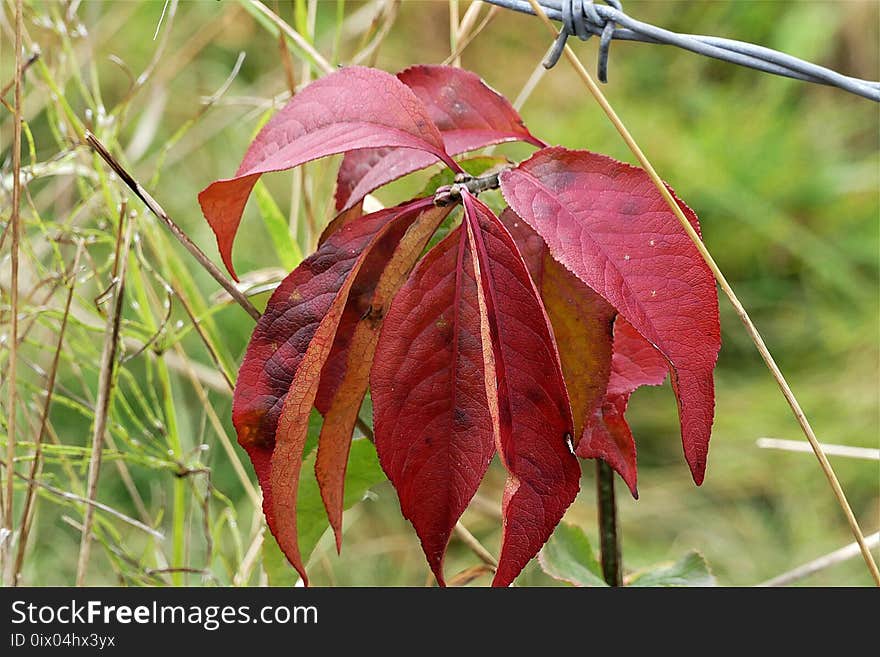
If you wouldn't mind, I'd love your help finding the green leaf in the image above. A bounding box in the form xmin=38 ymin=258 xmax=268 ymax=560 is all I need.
xmin=263 ymin=408 xmax=322 ymax=587
xmin=303 ymin=407 xmax=322 ymax=456
xmin=295 ymin=438 xmax=385 ymax=565
xmin=424 ymin=210 xmax=461 ymax=253
xmin=262 ymin=532 xmax=301 ymax=587
xmin=246 ymin=107 xmax=302 ymax=271
xmin=357 ymin=390 xmax=373 ymax=432
xmin=253 ymin=180 xmax=302 ymax=271
xmin=627 ymin=551 xmax=716 ymax=587
xmin=338 ymin=439 xmax=385 ymax=509
xmin=263 ymin=409 xmax=386 ymax=586
xmin=538 ymin=522 xmax=608 ymax=587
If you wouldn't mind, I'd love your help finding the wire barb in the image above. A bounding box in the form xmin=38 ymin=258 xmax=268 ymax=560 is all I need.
xmin=544 ymin=0 xmax=620 ymax=79
xmin=488 ymin=0 xmax=880 ymax=101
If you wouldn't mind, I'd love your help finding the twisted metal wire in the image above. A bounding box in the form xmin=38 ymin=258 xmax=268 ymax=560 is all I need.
xmin=483 ymin=0 xmax=880 ymax=101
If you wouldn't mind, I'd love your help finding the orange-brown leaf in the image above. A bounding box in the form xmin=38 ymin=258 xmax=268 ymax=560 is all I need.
xmin=314 ymin=204 xmax=451 ymax=549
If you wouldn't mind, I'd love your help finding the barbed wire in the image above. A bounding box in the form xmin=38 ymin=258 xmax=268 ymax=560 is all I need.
xmin=483 ymin=0 xmax=880 ymax=101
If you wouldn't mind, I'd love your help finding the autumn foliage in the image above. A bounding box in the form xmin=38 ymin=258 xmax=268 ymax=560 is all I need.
xmin=198 ymin=65 xmax=721 ymax=587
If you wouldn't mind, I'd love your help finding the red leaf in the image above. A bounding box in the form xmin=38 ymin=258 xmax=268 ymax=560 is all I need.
xmin=232 ymin=197 xmax=437 ymax=582
xmin=314 ymin=204 xmax=451 ymax=550
xmin=577 ymin=317 xmax=668 ymax=497
xmin=464 ymin=193 xmax=581 ymax=588
xmin=335 ymin=65 xmax=543 ymax=212
xmin=607 ymin=316 xmax=668 ymax=399
xmin=317 ymin=204 xmax=364 ymax=249
xmin=199 ymin=66 xmax=458 ymax=279
xmin=500 ymin=147 xmax=720 ymax=484
xmin=371 ymin=224 xmax=496 ymax=586
xmin=313 ymin=208 xmax=411 ymax=417
xmin=500 ymin=208 xmax=615 ymax=447
xmin=502 ymin=209 xmax=667 ymax=497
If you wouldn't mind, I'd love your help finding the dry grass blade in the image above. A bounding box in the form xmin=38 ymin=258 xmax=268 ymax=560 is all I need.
xmin=2 ymin=0 xmax=24 ymax=588
xmin=758 ymin=532 xmax=880 ymax=587
xmin=233 ymin=526 xmax=265 ymax=587
xmin=277 ymin=31 xmax=298 ymax=96
xmin=143 ymin=0 xmax=178 ymax=86
xmin=153 ymin=1 xmax=172 ymax=41
xmin=512 ymin=58 xmax=547 ymax=111
xmin=121 ymin=338 xmax=230 ymax=394
xmin=172 ymin=284 xmax=235 ymax=393
xmin=248 ymin=0 xmax=333 ymax=75
xmin=14 ymin=471 xmax=163 ymax=541
xmin=756 ymin=438 xmax=879 ymax=461
xmin=75 ymin=204 xmax=134 ymax=586
xmin=456 ymin=1 xmax=484 ymax=41
xmin=84 ymin=131 xmax=261 ymax=321
xmin=453 ymin=521 xmax=497 ymax=569
xmin=448 ymin=563 xmax=493 ymax=586
xmin=171 ymin=341 xmax=260 ymax=509
xmin=12 ymin=245 xmax=83 ymax=586
xmin=483 ymin=56 xmax=546 ymax=157
xmin=524 ymin=0 xmax=880 ymax=586
xmin=0 ymin=50 xmax=38 ymax=102
xmin=351 ymin=0 xmax=400 ymax=67
xmin=103 ymin=431 xmax=152 ymax=530
xmin=448 ymin=0 xmax=460 ymax=65
xmin=443 ymin=3 xmax=500 ymax=67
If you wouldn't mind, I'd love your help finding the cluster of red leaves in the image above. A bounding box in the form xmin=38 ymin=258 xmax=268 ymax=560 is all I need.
xmin=199 ymin=66 xmax=720 ymax=587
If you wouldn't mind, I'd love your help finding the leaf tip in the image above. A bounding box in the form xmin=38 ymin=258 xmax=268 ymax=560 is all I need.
xmin=425 ymin=548 xmax=448 ymax=588
xmin=527 ymin=135 xmax=549 ymax=149
xmin=197 ymin=180 xmax=244 ymax=281
xmin=685 ymin=441 xmax=708 ymax=486
xmin=490 ymin=572 xmax=513 ymax=588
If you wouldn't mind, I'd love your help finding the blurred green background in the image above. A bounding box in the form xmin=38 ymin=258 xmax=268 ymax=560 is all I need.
xmin=1 ymin=0 xmax=877 ymax=586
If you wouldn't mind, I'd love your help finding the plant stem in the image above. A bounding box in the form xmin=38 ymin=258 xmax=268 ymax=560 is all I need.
xmin=76 ymin=204 xmax=133 ymax=586
xmin=83 ymin=132 xmax=261 ymax=322
xmin=2 ymin=0 xmax=24 ymax=589
xmin=130 ymin=249 xmax=189 ymax=587
xmin=596 ymin=461 xmax=621 ymax=586
xmin=433 ymin=170 xmax=504 ymax=206
xmin=158 ymin=364 xmax=187 ymax=587
xmin=0 ymin=51 xmax=38 ymax=102
xmin=14 ymin=246 xmax=83 ymax=585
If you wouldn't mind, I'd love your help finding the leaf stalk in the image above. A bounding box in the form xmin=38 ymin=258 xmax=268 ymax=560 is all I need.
xmin=433 ymin=170 xmax=504 ymax=206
